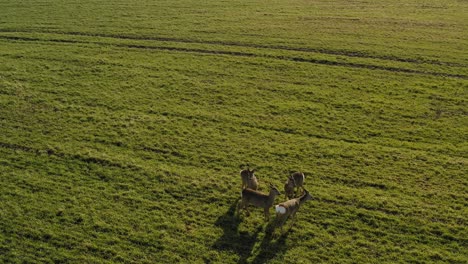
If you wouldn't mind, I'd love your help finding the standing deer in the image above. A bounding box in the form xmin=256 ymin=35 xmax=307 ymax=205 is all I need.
xmin=284 ymin=175 xmax=296 ymax=199
xmin=238 ymin=184 xmax=281 ymax=221
xmin=240 ymin=165 xmax=258 ymax=190
xmin=274 ymin=189 xmax=312 ymax=233
xmin=284 ymin=172 xmax=305 ymax=199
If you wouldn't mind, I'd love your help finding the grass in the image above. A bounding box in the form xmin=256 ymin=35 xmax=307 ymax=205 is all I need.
xmin=0 ymin=0 xmax=467 ymax=263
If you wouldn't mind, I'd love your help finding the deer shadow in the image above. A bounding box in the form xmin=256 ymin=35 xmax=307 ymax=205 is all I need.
xmin=250 ymin=221 xmax=290 ymax=264
xmin=212 ymin=199 xmax=261 ymax=264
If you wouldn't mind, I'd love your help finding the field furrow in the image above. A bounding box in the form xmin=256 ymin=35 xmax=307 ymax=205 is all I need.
xmin=1 ymin=34 xmax=467 ymax=79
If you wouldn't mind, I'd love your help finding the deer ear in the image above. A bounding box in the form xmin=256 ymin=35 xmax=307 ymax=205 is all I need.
xmin=251 ymin=169 xmax=255 ymax=173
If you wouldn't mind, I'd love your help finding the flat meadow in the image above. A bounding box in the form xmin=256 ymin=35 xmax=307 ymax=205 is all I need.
xmin=0 ymin=0 xmax=467 ymax=263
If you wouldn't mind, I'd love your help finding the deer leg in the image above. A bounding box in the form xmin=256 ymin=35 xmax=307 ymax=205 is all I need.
xmin=273 ymin=215 xmax=280 ymax=228
xmin=281 ymin=216 xmax=289 ymax=234
xmin=264 ymin=208 xmax=270 ymax=221
xmin=289 ymin=211 xmax=298 ymax=229
xmin=281 ymin=216 xmax=288 ymax=233
xmin=238 ymin=200 xmax=247 ymax=216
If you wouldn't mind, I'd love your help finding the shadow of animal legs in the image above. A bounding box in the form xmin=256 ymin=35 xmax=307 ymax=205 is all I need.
xmin=250 ymin=221 xmax=290 ymax=264
xmin=212 ymin=199 xmax=260 ymax=264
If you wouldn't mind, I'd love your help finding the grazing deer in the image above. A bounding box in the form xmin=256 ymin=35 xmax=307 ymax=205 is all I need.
xmin=238 ymin=184 xmax=281 ymax=221
xmin=283 ymin=172 xmax=305 ymax=199
xmin=274 ymin=189 xmax=312 ymax=233
xmin=240 ymin=165 xmax=258 ymax=190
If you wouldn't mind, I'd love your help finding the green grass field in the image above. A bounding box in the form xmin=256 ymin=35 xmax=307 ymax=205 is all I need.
xmin=1 ymin=0 xmax=467 ymax=263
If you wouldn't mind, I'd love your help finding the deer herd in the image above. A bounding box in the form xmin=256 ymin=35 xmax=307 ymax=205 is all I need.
xmin=237 ymin=165 xmax=312 ymax=233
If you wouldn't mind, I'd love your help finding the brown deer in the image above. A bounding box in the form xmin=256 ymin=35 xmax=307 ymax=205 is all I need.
xmin=274 ymin=189 xmax=312 ymax=233
xmin=284 ymin=172 xmax=305 ymax=199
xmin=284 ymin=175 xmax=296 ymax=199
xmin=238 ymin=184 xmax=281 ymax=221
xmin=240 ymin=165 xmax=258 ymax=190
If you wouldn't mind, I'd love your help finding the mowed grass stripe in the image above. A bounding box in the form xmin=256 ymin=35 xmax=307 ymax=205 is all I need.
xmin=0 ymin=35 xmax=466 ymax=79
xmin=1 ymin=29 xmax=466 ymax=67
xmin=1 ymin=39 xmax=466 ymax=159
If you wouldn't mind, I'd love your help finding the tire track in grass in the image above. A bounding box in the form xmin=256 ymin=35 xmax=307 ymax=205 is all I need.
xmin=316 ymin=196 xmax=400 ymax=216
xmin=0 ymin=141 xmax=141 ymax=171
xmin=319 ymin=204 xmax=467 ymax=249
xmin=319 ymin=175 xmax=391 ymax=190
xmin=143 ymin=110 xmax=467 ymax=161
xmin=0 ymin=29 xmax=465 ymax=67
xmin=1 ymin=39 xmax=466 ymax=159
xmin=315 ymin=196 xmax=466 ymax=227
xmin=0 ymin=35 xmax=466 ymax=79
xmin=309 ymin=214 xmax=467 ymax=251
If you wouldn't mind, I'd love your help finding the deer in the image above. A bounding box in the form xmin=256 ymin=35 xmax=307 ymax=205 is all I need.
xmin=240 ymin=165 xmax=258 ymax=190
xmin=284 ymin=175 xmax=296 ymax=199
xmin=274 ymin=189 xmax=312 ymax=233
xmin=284 ymin=171 xmax=305 ymax=199
xmin=238 ymin=184 xmax=281 ymax=221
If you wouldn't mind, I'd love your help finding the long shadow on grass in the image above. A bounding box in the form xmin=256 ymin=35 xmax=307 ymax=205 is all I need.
xmin=213 ymin=199 xmax=261 ymax=264
xmin=250 ymin=221 xmax=289 ymax=264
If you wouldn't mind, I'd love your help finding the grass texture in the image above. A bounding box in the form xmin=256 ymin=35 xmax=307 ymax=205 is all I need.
xmin=0 ymin=0 xmax=467 ymax=263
